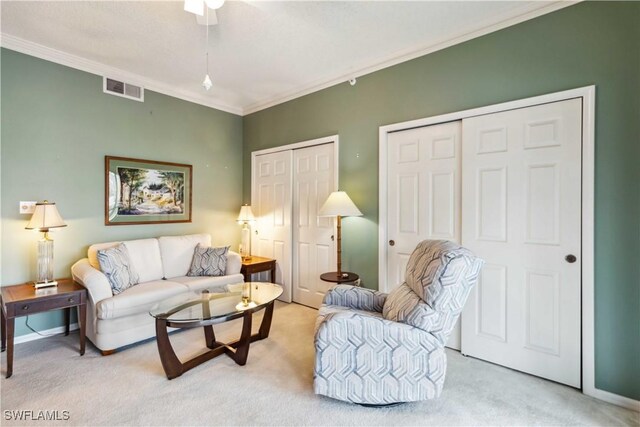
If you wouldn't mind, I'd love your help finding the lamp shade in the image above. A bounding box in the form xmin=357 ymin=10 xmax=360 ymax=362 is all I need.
xmin=237 ymin=205 xmax=255 ymax=222
xmin=25 ymin=201 xmax=67 ymax=231
xmin=318 ymin=191 xmax=362 ymax=217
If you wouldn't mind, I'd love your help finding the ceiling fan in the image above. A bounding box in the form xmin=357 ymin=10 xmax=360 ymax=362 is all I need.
xmin=184 ymin=0 xmax=225 ymax=26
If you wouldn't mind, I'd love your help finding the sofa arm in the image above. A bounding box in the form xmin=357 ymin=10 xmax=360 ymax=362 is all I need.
xmin=314 ymin=311 xmax=445 ymax=404
xmin=226 ymin=250 xmax=241 ymax=275
xmin=322 ymin=285 xmax=387 ymax=313
xmin=71 ymin=258 xmax=113 ymax=304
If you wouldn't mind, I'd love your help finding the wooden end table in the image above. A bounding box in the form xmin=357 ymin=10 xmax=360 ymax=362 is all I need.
xmin=1 ymin=278 xmax=87 ymax=378
xmin=241 ymin=256 xmax=276 ymax=283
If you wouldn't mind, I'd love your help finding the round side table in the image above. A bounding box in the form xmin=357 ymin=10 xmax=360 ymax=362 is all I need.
xmin=320 ymin=272 xmax=359 ymax=284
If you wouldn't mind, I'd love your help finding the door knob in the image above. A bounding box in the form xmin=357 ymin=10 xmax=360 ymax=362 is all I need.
xmin=330 ymin=235 xmax=334 ymax=241
xmin=389 ymin=240 xmax=395 ymax=246
xmin=565 ymin=254 xmax=577 ymax=263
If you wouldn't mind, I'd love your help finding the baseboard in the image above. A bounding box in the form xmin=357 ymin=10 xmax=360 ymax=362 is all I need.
xmin=585 ymin=386 xmax=640 ymax=412
xmin=14 ymin=323 xmax=79 ymax=345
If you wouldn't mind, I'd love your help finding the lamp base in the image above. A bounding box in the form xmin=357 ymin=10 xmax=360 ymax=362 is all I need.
xmin=34 ymin=280 xmax=58 ymax=289
xmin=235 ymin=301 xmax=257 ymax=311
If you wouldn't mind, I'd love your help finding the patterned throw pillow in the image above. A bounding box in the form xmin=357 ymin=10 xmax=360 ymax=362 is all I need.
xmin=97 ymin=244 xmax=140 ymax=295
xmin=187 ymin=244 xmax=229 ymax=277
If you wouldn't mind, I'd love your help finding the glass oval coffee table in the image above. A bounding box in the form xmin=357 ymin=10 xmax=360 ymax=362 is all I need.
xmin=149 ymin=282 xmax=283 ymax=379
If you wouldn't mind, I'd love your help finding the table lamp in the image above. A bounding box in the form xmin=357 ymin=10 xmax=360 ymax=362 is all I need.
xmin=237 ymin=204 xmax=255 ymax=261
xmin=318 ymin=191 xmax=362 ymax=280
xmin=25 ymin=201 xmax=67 ymax=288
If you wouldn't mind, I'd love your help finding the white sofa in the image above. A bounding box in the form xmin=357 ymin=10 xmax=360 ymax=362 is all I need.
xmin=71 ymin=234 xmax=244 ymax=354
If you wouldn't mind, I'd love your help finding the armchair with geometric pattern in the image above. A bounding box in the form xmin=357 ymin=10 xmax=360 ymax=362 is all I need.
xmin=314 ymin=240 xmax=484 ymax=405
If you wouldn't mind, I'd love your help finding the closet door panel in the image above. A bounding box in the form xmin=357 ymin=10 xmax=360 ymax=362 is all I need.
xmin=293 ymin=143 xmax=336 ymax=308
xmin=252 ymin=151 xmax=293 ymax=302
xmin=461 ymin=98 xmax=582 ymax=387
xmin=386 ymin=121 xmax=462 ymax=349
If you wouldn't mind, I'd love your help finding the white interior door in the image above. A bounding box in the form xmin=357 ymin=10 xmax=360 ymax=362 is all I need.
xmin=461 ymin=98 xmax=582 ymax=387
xmin=292 ymin=143 xmax=336 ymax=308
xmin=252 ymin=151 xmax=293 ymax=302
xmin=386 ymin=121 xmax=462 ymax=349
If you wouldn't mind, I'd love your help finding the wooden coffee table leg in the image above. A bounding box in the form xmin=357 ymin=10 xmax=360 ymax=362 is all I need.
xmin=154 ymin=300 xmax=277 ymax=379
xmin=203 ymin=325 xmax=216 ymax=349
xmin=155 ymin=318 xmax=183 ymax=380
xmin=228 ymin=311 xmax=252 ymax=366
xmin=258 ymin=301 xmax=275 ymax=339
xmin=201 ymin=291 xmax=216 ymax=348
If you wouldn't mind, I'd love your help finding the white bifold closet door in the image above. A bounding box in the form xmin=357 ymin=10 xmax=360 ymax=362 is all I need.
xmin=252 ymin=150 xmax=293 ymax=302
xmin=386 ymin=121 xmax=462 ymax=349
xmin=292 ymin=143 xmax=336 ymax=308
xmin=252 ymin=142 xmax=336 ymax=307
xmin=461 ymin=98 xmax=582 ymax=387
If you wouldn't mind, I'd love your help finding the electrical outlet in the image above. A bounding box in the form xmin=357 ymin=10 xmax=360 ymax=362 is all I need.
xmin=20 ymin=201 xmax=37 ymax=214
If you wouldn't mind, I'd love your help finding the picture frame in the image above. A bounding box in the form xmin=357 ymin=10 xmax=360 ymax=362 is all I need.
xmin=105 ymin=156 xmax=192 ymax=225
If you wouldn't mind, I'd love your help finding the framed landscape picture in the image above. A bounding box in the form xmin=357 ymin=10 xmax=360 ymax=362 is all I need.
xmin=105 ymin=156 xmax=192 ymax=225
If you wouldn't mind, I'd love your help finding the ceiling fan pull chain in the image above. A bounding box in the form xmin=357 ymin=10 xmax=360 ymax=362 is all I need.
xmin=202 ymin=8 xmax=213 ymax=90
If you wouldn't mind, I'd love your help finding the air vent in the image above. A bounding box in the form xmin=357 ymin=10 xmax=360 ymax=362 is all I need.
xmin=103 ymin=77 xmax=144 ymax=102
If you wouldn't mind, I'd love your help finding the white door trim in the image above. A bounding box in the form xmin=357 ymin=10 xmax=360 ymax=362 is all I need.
xmin=252 ymin=134 xmax=340 ymax=160
xmin=378 ymin=86 xmax=637 ymax=411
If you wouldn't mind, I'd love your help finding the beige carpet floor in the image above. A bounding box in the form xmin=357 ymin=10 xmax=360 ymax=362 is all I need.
xmin=1 ymin=302 xmax=638 ymax=426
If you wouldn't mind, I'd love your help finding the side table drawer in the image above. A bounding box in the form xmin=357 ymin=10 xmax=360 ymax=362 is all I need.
xmin=243 ymin=262 xmax=276 ymax=275
xmin=7 ymin=293 xmax=83 ymax=317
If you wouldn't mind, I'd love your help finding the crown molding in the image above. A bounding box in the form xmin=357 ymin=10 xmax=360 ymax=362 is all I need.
xmin=0 ymin=33 xmax=243 ymax=116
xmin=242 ymin=1 xmax=579 ymax=115
xmin=1 ymin=1 xmax=578 ymax=117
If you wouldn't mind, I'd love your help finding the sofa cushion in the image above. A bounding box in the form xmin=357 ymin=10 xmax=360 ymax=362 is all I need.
xmin=97 ymin=244 xmax=140 ymax=295
xmin=187 ymin=245 xmax=229 ymax=277
xmin=96 ymin=280 xmax=187 ymax=320
xmin=88 ymin=238 xmax=164 ymax=283
xmin=158 ymin=234 xmax=211 ymax=279
xmin=123 ymin=239 xmax=164 ymax=282
xmin=170 ymin=274 xmax=244 ymax=294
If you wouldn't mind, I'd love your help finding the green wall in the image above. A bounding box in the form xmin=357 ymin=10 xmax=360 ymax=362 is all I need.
xmin=1 ymin=49 xmax=244 ymax=337
xmin=1 ymin=1 xmax=638 ymax=402
xmin=243 ymin=2 xmax=640 ymax=400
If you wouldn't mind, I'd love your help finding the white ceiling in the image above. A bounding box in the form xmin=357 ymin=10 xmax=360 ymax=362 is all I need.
xmin=1 ymin=1 xmax=569 ymax=115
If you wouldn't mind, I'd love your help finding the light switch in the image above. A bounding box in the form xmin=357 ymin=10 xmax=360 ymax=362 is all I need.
xmin=20 ymin=201 xmax=37 ymax=214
